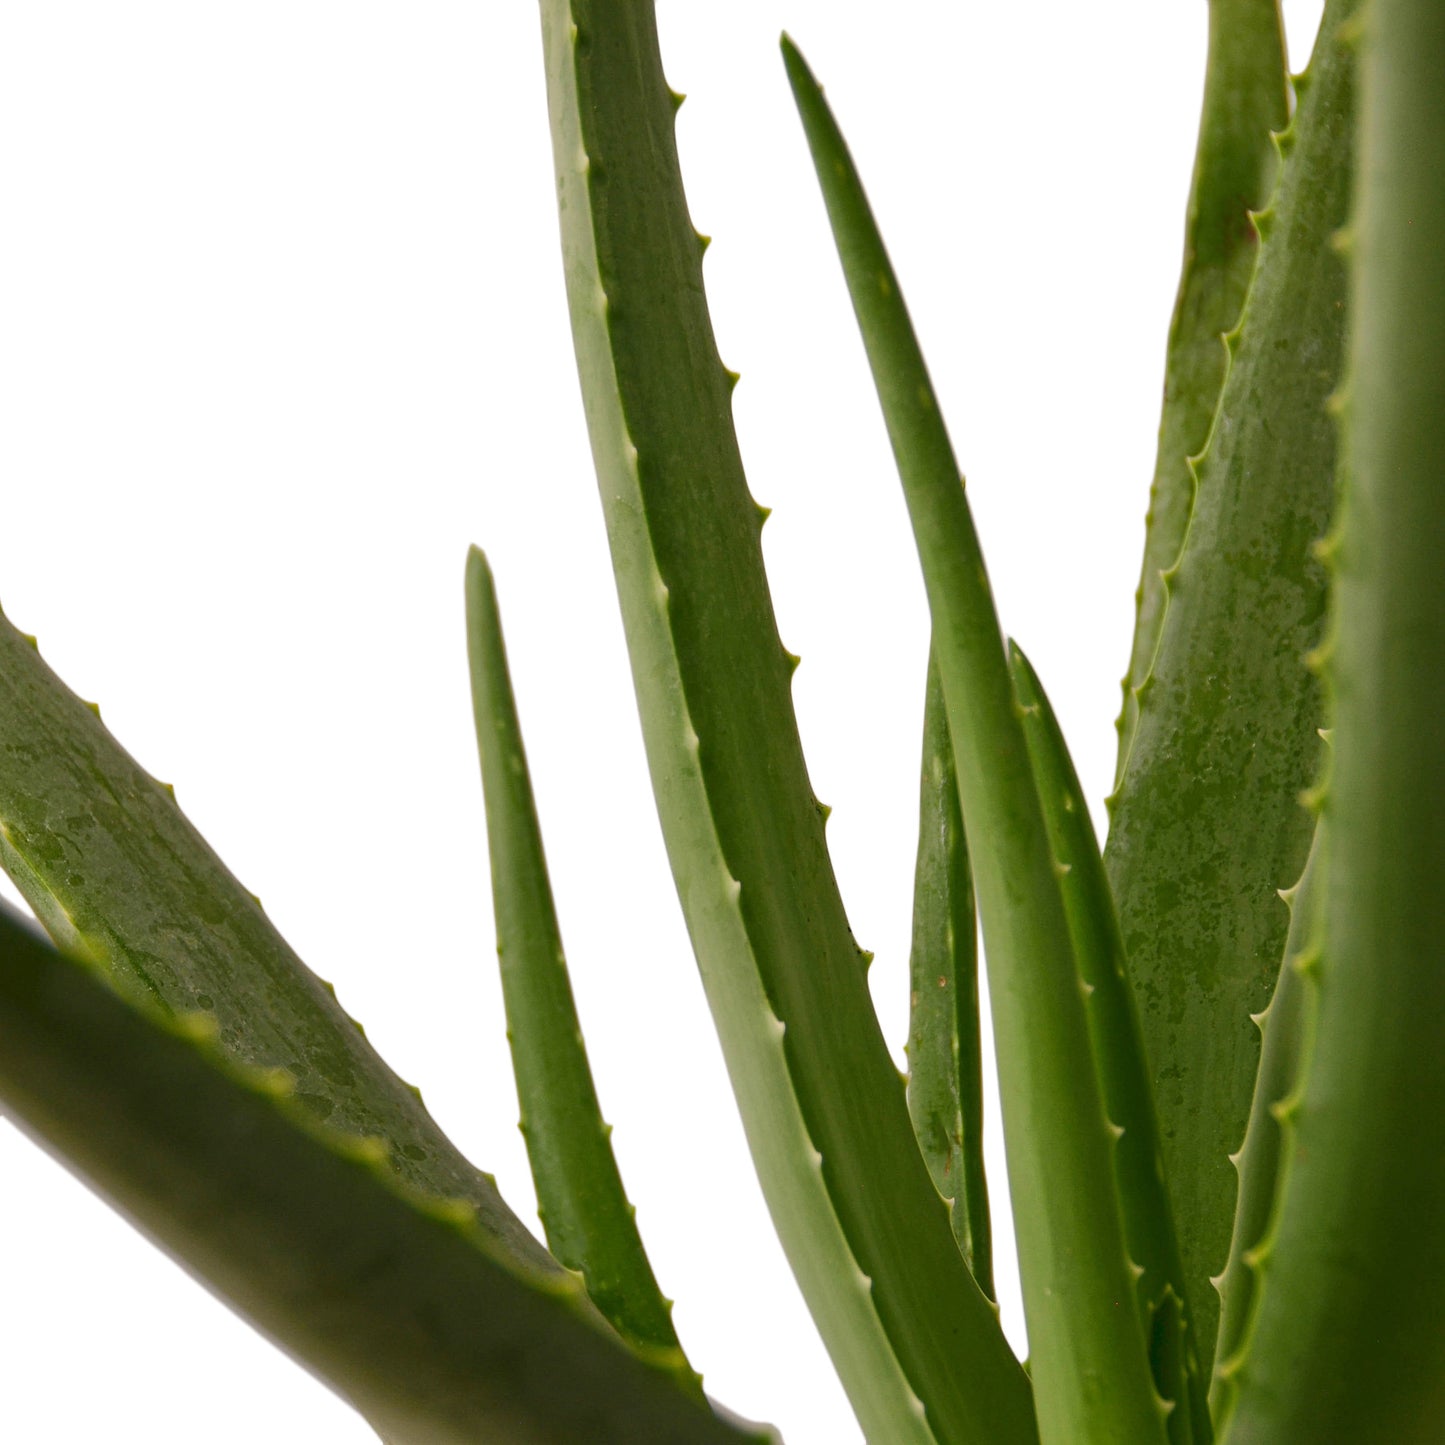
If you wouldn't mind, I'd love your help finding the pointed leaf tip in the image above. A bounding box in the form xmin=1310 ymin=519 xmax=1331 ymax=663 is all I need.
xmin=785 ymin=37 xmax=1161 ymax=1437
xmin=464 ymin=554 xmax=697 ymax=1383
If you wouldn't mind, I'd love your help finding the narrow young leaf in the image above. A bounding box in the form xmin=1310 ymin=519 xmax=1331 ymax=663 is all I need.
xmin=905 ymin=653 xmax=992 ymax=1300
xmin=1010 ymin=643 xmax=1208 ymax=1445
xmin=537 ymin=4 xmax=1033 ymax=1441
xmin=783 ymin=37 xmax=1165 ymax=1445
xmin=1222 ymin=2 xmax=1445 ymax=1435
xmin=1103 ymin=0 xmax=1357 ymax=1371
xmin=464 ymin=545 xmax=696 ymax=1388
xmin=1115 ymin=0 xmax=1289 ymax=780
xmin=0 ymin=900 xmax=770 ymax=1443
xmin=1209 ymin=822 xmax=1320 ymax=1427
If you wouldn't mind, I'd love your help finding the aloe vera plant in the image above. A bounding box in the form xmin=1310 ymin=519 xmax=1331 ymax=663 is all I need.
xmin=2 ymin=0 xmax=1444 ymax=1441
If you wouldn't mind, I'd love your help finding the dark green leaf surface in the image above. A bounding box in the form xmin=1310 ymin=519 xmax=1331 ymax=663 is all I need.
xmin=1010 ymin=644 xmax=1207 ymax=1445
xmin=1221 ymin=1 xmax=1445 ymax=1436
xmin=1103 ymin=0 xmax=1357 ymax=1373
xmin=0 ymin=900 xmax=769 ymax=1444
xmin=536 ymin=4 xmax=1033 ymax=1441
xmin=1115 ymin=0 xmax=1289 ymax=780
xmin=905 ymin=654 xmax=992 ymax=1298
xmin=784 ymin=36 xmax=1164 ymax=1445
xmin=464 ymin=546 xmax=696 ymax=1386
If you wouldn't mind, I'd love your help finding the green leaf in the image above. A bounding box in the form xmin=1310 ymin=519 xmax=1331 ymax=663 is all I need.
xmin=535 ymin=4 xmax=1032 ymax=1442
xmin=1009 ymin=643 xmax=1207 ymax=1445
xmin=1220 ymin=1 xmax=1445 ymax=1436
xmin=0 ymin=608 xmax=529 ymax=1237
xmin=1102 ymin=0 xmax=1357 ymax=1373
xmin=0 ymin=899 xmax=770 ymax=1443
xmin=1209 ymin=820 xmax=1320 ymax=1428
xmin=783 ymin=35 xmax=1164 ymax=1445
xmin=905 ymin=653 xmax=992 ymax=1299
xmin=1115 ymin=0 xmax=1289 ymax=781
xmin=464 ymin=545 xmax=697 ymax=1387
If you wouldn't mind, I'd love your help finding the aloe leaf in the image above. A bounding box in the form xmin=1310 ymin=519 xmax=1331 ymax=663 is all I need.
xmin=1209 ymin=821 xmax=1320 ymax=1427
xmin=464 ymin=545 xmax=697 ymax=1388
xmin=0 ymin=898 xmax=770 ymax=1443
xmin=535 ymin=4 xmax=1033 ymax=1442
xmin=1115 ymin=0 xmax=1289 ymax=781
xmin=905 ymin=654 xmax=992 ymax=1299
xmin=1102 ymin=0 xmax=1357 ymax=1373
xmin=1219 ymin=2 xmax=1445 ymax=1436
xmin=783 ymin=36 xmax=1164 ymax=1445
xmin=1009 ymin=643 xmax=1207 ymax=1445
xmin=0 ymin=609 xmax=539 ymax=1228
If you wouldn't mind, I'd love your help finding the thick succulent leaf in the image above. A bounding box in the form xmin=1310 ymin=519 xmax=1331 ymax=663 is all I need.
xmin=1220 ymin=2 xmax=1445 ymax=1437
xmin=783 ymin=36 xmax=1164 ymax=1445
xmin=1209 ymin=822 xmax=1319 ymax=1425
xmin=0 ymin=900 xmax=770 ymax=1444
xmin=1102 ymin=0 xmax=1357 ymax=1372
xmin=905 ymin=653 xmax=992 ymax=1299
xmin=0 ymin=608 xmax=540 ymax=1244
xmin=464 ymin=546 xmax=696 ymax=1386
xmin=1010 ymin=643 xmax=1207 ymax=1445
xmin=1115 ymin=0 xmax=1289 ymax=780
xmin=535 ymin=4 xmax=1033 ymax=1442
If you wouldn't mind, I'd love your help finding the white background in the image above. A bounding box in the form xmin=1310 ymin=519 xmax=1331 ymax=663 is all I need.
xmin=0 ymin=2 xmax=1323 ymax=1439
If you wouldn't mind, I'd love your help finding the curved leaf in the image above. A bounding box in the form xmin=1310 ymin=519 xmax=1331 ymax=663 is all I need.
xmin=1221 ymin=0 xmax=1445 ymax=1435
xmin=783 ymin=35 xmax=1164 ymax=1445
xmin=534 ymin=4 xmax=1033 ymax=1441
xmin=1209 ymin=822 xmax=1320 ymax=1426
xmin=905 ymin=654 xmax=992 ymax=1298
xmin=1010 ymin=643 xmax=1206 ymax=1445
xmin=0 ymin=608 xmax=527 ymax=1240
xmin=1115 ymin=0 xmax=1289 ymax=780
xmin=464 ymin=545 xmax=696 ymax=1385
xmin=1103 ymin=0 xmax=1357 ymax=1369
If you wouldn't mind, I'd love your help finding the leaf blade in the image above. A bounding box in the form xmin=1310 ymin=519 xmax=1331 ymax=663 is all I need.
xmin=0 ymin=609 xmax=528 ymax=1244
xmin=1103 ymin=0 xmax=1358 ymax=1372
xmin=1208 ymin=822 xmax=1319 ymax=1428
xmin=1115 ymin=0 xmax=1290 ymax=781
xmin=535 ymin=4 xmax=1033 ymax=1441
xmin=1010 ymin=642 xmax=1207 ymax=1445
xmin=783 ymin=35 xmax=1165 ymax=1445
xmin=464 ymin=545 xmax=696 ymax=1386
xmin=906 ymin=653 xmax=992 ymax=1299
xmin=1221 ymin=0 xmax=1445 ymax=1434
